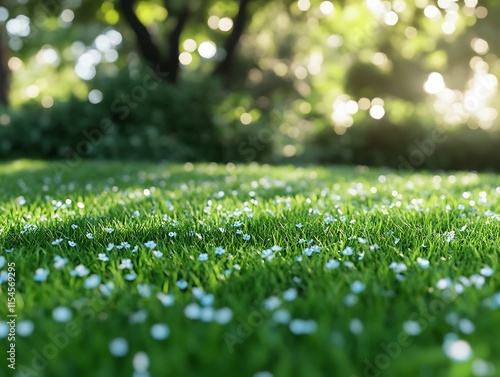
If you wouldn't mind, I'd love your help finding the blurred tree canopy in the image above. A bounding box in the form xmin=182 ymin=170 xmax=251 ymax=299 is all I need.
xmin=0 ymin=0 xmax=499 ymax=167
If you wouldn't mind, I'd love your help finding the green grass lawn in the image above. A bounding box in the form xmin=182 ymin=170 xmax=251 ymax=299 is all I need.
xmin=1 ymin=160 xmax=500 ymax=377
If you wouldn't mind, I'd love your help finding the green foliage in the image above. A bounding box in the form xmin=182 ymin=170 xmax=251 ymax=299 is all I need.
xmin=305 ymin=120 xmax=500 ymax=171
xmin=0 ymin=70 xmax=223 ymax=161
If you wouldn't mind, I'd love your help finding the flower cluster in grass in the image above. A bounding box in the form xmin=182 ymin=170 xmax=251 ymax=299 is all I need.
xmin=0 ymin=161 xmax=499 ymax=377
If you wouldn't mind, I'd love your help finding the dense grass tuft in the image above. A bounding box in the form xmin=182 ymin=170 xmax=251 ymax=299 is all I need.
xmin=1 ymin=160 xmax=499 ymax=377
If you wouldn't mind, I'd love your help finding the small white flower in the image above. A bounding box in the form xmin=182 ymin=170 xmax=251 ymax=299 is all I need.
xmin=109 ymin=338 xmax=128 ymax=357
xmin=437 ymin=277 xmax=452 ymax=290
xmin=214 ymin=307 xmax=233 ymax=324
xmin=272 ymin=309 xmax=291 ymax=324
xmin=144 ymin=240 xmax=157 ymax=249
xmin=215 ymin=246 xmax=226 ymax=255
xmin=263 ymin=296 xmax=281 ymax=311
xmin=138 ymin=284 xmax=151 ymax=297
xmin=129 ymin=310 xmax=147 ymax=324
xmin=417 ymin=257 xmax=430 ymax=269
xmin=70 ymin=264 xmax=90 ymax=277
xmin=344 ymin=294 xmax=358 ymax=306
xmin=326 ymin=259 xmax=340 ymax=270
xmin=271 ymin=245 xmax=282 ymax=252
xmin=119 ymin=259 xmax=133 ymax=269
xmin=350 ymin=280 xmax=365 ymax=294
xmin=157 ymin=293 xmax=174 ymax=306
xmin=151 ymin=323 xmax=170 ymax=340
xmin=198 ymin=253 xmax=209 ymax=262
xmin=262 ymin=249 xmax=273 ymax=259
xmin=0 ymin=256 xmax=6 ymax=269
xmin=34 ymin=268 xmax=49 ymax=282
xmin=296 ymin=223 xmax=303 ymax=228
xmin=349 ymin=318 xmax=363 ymax=335
xmin=52 ymin=306 xmax=72 ymax=322
xmin=152 ymin=250 xmax=162 ymax=258
xmin=443 ymin=335 xmax=472 ymax=362
xmin=200 ymin=294 xmax=215 ymax=306
xmin=86 ymin=233 xmax=94 ymax=239
xmin=445 ymin=231 xmax=455 ymax=243
xmin=106 ymin=243 xmax=114 ymax=251
xmin=176 ymin=279 xmax=188 ymax=290
xmin=289 ymin=319 xmax=317 ymax=335
xmin=480 ymin=266 xmax=494 ymax=277
xmin=358 ymin=237 xmax=367 ymax=244
xmin=403 ymin=320 xmax=422 ymax=336
xmin=254 ymin=372 xmax=273 ymax=377
xmin=104 ymin=228 xmax=114 ymax=233
xmin=470 ymin=274 xmax=485 ymax=289
xmin=236 ymin=229 xmax=243 ymax=235
xmin=17 ymin=320 xmax=35 ymax=337
xmin=200 ymin=306 xmax=215 ymax=322
xmin=100 ymin=281 xmax=114 ymax=297
xmin=283 ymin=288 xmax=298 ymax=302
xmin=389 ymin=262 xmax=407 ymax=273
xmin=184 ymin=303 xmax=201 ymax=319
xmin=71 ymin=224 xmax=78 ymax=229
xmin=168 ymin=232 xmax=177 ymax=237
xmin=52 ymin=238 xmax=63 ymax=246
xmin=68 ymin=241 xmax=77 ymax=247
xmin=342 ymin=246 xmax=354 ymax=256
xmin=458 ymin=318 xmax=475 ymax=334
xmin=84 ymin=274 xmax=101 ymax=289
xmin=98 ymin=253 xmax=109 ymax=262
xmin=243 ymin=234 xmax=251 ymax=241
xmin=124 ymin=273 xmax=137 ymax=281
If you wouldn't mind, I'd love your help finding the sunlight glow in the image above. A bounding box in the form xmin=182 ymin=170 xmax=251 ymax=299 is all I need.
xmin=424 ymin=72 xmax=445 ymax=94
xmin=297 ymin=0 xmax=311 ymax=12
xmin=183 ymin=39 xmax=197 ymax=52
xmin=319 ymin=1 xmax=334 ymax=15
xmin=369 ymin=105 xmax=385 ymax=119
xmin=198 ymin=41 xmax=217 ymax=59
xmin=179 ymin=52 xmax=192 ymax=65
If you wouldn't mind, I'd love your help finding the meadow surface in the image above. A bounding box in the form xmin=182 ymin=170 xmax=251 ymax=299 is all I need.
xmin=1 ymin=160 xmax=500 ymax=377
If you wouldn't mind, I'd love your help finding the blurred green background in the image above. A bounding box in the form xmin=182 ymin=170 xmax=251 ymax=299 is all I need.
xmin=0 ymin=0 xmax=499 ymax=170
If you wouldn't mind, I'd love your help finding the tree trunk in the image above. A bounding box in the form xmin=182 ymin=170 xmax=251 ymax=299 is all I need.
xmin=0 ymin=27 xmax=9 ymax=106
xmin=213 ymin=0 xmax=251 ymax=78
xmin=161 ymin=7 xmax=189 ymax=84
xmin=118 ymin=0 xmax=162 ymax=69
